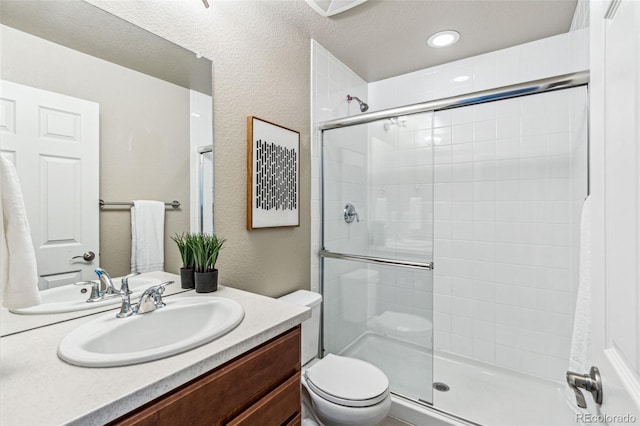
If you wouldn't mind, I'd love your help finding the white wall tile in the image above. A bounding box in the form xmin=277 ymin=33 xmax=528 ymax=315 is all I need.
xmin=473 ymin=338 xmax=496 ymax=363
xmin=311 ymin=40 xmax=369 ymax=295
xmin=452 ymin=334 xmax=474 ymax=358
xmin=495 ymin=344 xmax=521 ymax=370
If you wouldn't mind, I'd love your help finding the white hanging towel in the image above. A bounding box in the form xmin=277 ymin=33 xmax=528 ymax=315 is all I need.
xmin=131 ymin=200 xmax=165 ymax=273
xmin=0 ymin=156 xmax=42 ymax=309
xmin=566 ymin=195 xmax=592 ymax=414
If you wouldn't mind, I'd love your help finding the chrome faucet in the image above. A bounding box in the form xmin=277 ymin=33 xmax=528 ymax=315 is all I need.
xmin=119 ymin=273 xmax=137 ymax=295
xmin=94 ymin=268 xmax=119 ymax=295
xmin=117 ymin=281 xmax=174 ymax=318
xmin=77 ymin=269 xmax=139 ymax=303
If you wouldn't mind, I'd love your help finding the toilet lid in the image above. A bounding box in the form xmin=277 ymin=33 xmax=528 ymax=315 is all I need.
xmin=304 ymin=354 xmax=389 ymax=407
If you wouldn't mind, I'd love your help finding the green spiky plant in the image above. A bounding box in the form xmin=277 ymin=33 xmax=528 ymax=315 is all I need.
xmin=207 ymin=234 xmax=226 ymax=271
xmin=191 ymin=233 xmax=226 ymax=273
xmin=171 ymin=233 xmax=195 ymax=269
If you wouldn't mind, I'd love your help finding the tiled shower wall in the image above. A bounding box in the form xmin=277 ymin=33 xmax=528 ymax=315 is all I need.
xmin=363 ymin=30 xmax=589 ymax=381
xmin=428 ymin=89 xmax=588 ymax=380
xmin=310 ymin=40 xmax=368 ymax=293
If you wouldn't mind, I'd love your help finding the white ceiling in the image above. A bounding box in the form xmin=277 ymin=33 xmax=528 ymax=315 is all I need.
xmin=264 ymin=0 xmax=579 ymax=82
xmin=1 ymin=0 xmax=578 ymax=87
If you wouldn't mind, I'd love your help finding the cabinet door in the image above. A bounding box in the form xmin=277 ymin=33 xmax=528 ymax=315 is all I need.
xmin=112 ymin=327 xmax=300 ymax=426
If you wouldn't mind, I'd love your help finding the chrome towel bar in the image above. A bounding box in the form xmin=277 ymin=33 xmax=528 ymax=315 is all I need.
xmin=99 ymin=199 xmax=181 ymax=209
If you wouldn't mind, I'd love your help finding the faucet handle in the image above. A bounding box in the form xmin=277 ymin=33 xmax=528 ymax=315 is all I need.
xmin=136 ymin=281 xmax=174 ymax=314
xmin=120 ymin=273 xmax=140 ymax=294
xmin=344 ymin=203 xmax=360 ymax=224
xmin=151 ymin=281 xmax=174 ymax=309
xmin=74 ymin=280 xmax=102 ymax=302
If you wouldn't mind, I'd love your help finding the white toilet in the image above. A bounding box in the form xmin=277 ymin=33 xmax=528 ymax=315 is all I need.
xmin=279 ymin=290 xmax=391 ymax=426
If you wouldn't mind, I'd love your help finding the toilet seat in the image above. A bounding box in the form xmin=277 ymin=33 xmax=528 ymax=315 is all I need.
xmin=304 ymin=354 xmax=389 ymax=408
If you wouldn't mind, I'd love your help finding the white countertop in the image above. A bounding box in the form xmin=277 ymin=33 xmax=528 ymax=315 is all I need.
xmin=0 ymin=272 xmax=310 ymax=425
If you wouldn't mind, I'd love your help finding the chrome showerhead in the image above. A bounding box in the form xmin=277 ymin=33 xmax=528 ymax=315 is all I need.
xmin=347 ymin=95 xmax=369 ymax=112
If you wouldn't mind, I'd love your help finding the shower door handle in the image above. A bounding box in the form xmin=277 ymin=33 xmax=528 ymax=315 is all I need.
xmin=566 ymin=366 xmax=603 ymax=408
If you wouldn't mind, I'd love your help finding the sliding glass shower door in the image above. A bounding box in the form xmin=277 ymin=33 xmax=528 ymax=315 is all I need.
xmin=321 ymin=112 xmax=435 ymax=404
xmin=319 ymin=73 xmax=588 ymax=424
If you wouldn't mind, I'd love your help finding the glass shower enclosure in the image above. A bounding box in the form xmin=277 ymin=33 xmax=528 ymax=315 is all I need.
xmin=319 ymin=72 xmax=589 ymax=424
xmin=321 ymin=111 xmax=436 ymax=405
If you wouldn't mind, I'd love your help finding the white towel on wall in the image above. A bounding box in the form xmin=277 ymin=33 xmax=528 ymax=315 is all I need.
xmin=131 ymin=200 xmax=165 ymax=273
xmin=0 ymin=156 xmax=42 ymax=309
xmin=566 ymin=195 xmax=592 ymax=414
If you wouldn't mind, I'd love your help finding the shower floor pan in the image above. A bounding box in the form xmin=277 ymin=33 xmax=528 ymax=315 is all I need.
xmin=341 ymin=332 xmax=575 ymax=426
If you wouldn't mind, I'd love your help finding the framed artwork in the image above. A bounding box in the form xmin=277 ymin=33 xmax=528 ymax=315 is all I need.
xmin=246 ymin=116 xmax=300 ymax=230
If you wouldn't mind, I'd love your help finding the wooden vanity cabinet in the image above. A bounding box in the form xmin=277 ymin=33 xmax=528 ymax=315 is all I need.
xmin=111 ymin=326 xmax=301 ymax=426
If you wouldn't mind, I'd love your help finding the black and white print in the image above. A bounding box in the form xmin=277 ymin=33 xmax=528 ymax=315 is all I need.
xmin=248 ymin=117 xmax=299 ymax=228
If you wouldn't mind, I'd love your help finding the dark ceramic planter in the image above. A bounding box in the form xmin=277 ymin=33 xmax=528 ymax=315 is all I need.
xmin=195 ymin=269 xmax=218 ymax=293
xmin=180 ymin=267 xmax=195 ymax=289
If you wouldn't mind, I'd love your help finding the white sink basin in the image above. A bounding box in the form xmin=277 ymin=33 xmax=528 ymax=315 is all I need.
xmin=10 ymin=276 xmax=163 ymax=315
xmin=58 ymin=296 xmax=244 ymax=367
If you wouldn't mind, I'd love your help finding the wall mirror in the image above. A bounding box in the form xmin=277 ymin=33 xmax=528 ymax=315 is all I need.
xmin=0 ymin=0 xmax=213 ymax=336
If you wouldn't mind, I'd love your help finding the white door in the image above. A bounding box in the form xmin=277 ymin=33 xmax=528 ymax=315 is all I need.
xmin=590 ymin=0 xmax=640 ymax=420
xmin=0 ymin=80 xmax=99 ymax=289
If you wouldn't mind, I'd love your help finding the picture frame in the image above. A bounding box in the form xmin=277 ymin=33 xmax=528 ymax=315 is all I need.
xmin=246 ymin=116 xmax=300 ymax=230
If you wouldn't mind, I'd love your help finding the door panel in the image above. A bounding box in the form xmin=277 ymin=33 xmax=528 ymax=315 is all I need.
xmin=39 ymin=271 xmax=82 ymax=291
xmin=0 ymin=80 xmax=99 ymax=285
xmin=591 ymin=0 xmax=640 ymax=417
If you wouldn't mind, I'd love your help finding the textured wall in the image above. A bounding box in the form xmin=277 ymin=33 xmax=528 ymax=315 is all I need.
xmin=0 ymin=25 xmax=190 ymax=277
xmin=87 ymin=1 xmax=311 ymax=297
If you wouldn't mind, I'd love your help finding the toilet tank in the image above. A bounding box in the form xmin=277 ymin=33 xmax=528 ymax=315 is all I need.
xmin=278 ymin=290 xmax=322 ymax=365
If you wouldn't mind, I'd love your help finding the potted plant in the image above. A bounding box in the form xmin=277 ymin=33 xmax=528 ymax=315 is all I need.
xmin=192 ymin=233 xmax=226 ymax=293
xmin=171 ymin=233 xmax=196 ymax=289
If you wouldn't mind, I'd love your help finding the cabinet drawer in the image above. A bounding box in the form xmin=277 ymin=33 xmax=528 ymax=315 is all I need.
xmin=112 ymin=326 xmax=301 ymax=426
xmin=227 ymin=374 xmax=300 ymax=426
xmin=285 ymin=413 xmax=302 ymax=426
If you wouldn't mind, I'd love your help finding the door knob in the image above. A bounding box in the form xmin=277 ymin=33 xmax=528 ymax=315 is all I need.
xmin=70 ymin=251 xmax=96 ymax=263
xmin=566 ymin=366 xmax=603 ymax=408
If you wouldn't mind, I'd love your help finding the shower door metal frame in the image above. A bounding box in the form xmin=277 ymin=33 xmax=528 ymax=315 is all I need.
xmin=318 ymin=69 xmax=590 ymax=405
xmin=319 ymin=71 xmax=589 ymax=131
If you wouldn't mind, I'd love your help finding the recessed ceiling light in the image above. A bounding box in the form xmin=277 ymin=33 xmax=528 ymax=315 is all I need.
xmin=453 ymin=75 xmax=470 ymax=83
xmin=427 ymin=30 xmax=460 ymax=48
